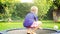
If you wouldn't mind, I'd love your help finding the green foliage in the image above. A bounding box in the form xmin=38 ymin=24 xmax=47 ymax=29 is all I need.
xmin=0 ymin=0 xmax=60 ymax=21
xmin=53 ymin=0 xmax=60 ymax=9
xmin=0 ymin=0 xmax=33 ymax=20
xmin=0 ymin=0 xmax=16 ymax=20
xmin=13 ymin=3 xmax=33 ymax=18
xmin=34 ymin=0 xmax=53 ymax=20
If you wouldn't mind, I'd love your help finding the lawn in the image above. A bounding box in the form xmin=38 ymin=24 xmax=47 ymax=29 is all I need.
xmin=0 ymin=20 xmax=60 ymax=31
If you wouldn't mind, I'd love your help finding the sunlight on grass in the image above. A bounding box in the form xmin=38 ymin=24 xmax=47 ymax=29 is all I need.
xmin=42 ymin=20 xmax=60 ymax=30
xmin=0 ymin=22 xmax=23 ymax=31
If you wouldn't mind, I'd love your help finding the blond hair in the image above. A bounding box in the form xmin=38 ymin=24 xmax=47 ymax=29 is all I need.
xmin=31 ymin=6 xmax=38 ymax=15
xmin=31 ymin=6 xmax=38 ymax=11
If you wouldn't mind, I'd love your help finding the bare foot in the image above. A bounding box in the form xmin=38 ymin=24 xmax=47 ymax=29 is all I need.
xmin=32 ymin=32 xmax=36 ymax=34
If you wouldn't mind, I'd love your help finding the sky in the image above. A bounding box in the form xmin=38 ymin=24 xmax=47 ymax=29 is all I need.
xmin=21 ymin=0 xmax=34 ymax=3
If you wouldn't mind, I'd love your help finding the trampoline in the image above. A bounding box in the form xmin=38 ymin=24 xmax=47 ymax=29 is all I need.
xmin=0 ymin=28 xmax=60 ymax=34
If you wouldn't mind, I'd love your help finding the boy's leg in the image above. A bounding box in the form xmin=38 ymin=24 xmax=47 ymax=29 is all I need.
xmin=27 ymin=28 xmax=37 ymax=34
xmin=27 ymin=21 xmax=42 ymax=34
xmin=27 ymin=28 xmax=32 ymax=34
xmin=38 ymin=21 xmax=42 ymax=29
xmin=32 ymin=25 xmax=40 ymax=32
xmin=32 ymin=21 xmax=42 ymax=34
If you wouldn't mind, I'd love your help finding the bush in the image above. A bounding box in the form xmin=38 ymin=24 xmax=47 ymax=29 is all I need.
xmin=11 ymin=3 xmax=34 ymax=20
xmin=34 ymin=0 xmax=53 ymax=20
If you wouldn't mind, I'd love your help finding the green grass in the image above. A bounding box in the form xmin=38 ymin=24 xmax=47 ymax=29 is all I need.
xmin=0 ymin=22 xmax=23 ymax=31
xmin=0 ymin=20 xmax=60 ymax=31
xmin=42 ymin=20 xmax=60 ymax=29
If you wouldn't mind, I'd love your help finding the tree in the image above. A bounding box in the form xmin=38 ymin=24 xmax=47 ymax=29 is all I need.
xmin=0 ymin=0 xmax=16 ymax=21
xmin=34 ymin=0 xmax=53 ymax=20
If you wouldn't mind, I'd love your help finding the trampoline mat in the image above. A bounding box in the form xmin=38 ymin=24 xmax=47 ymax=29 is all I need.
xmin=4 ymin=28 xmax=58 ymax=34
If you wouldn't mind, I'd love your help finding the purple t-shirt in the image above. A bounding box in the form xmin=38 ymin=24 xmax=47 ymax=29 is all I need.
xmin=23 ymin=12 xmax=38 ymax=27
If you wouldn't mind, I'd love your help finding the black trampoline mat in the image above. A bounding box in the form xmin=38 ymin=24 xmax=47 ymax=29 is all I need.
xmin=3 ymin=28 xmax=58 ymax=34
xmin=7 ymin=30 xmax=27 ymax=34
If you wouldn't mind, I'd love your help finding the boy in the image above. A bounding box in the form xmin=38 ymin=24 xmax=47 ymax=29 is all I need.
xmin=23 ymin=6 xmax=42 ymax=34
